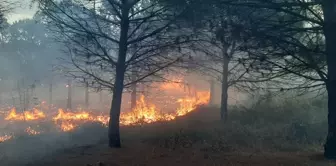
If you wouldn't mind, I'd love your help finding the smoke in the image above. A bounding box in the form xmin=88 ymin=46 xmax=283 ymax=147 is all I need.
xmin=0 ymin=73 xmax=214 ymax=166
xmin=0 ymin=122 xmax=107 ymax=166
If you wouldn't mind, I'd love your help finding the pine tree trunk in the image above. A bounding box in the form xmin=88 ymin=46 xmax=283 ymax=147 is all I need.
xmin=322 ymin=0 xmax=336 ymax=159
xmin=18 ymin=80 xmax=22 ymax=112
xmin=67 ymin=80 xmax=72 ymax=110
xmin=108 ymin=69 xmax=124 ymax=148
xmin=108 ymin=3 xmax=130 ymax=148
xmin=85 ymin=82 xmax=89 ymax=109
xmin=100 ymin=91 xmax=103 ymax=104
xmin=25 ymin=89 xmax=29 ymax=110
xmin=131 ymin=68 xmax=137 ymax=110
xmin=209 ymin=79 xmax=215 ymax=106
xmin=131 ymin=85 xmax=136 ymax=110
xmin=49 ymin=83 xmax=52 ymax=111
xmin=220 ymin=48 xmax=229 ymax=121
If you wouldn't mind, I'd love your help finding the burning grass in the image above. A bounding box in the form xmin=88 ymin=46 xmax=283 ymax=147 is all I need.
xmin=3 ymin=80 xmax=331 ymax=165
xmin=0 ymin=89 xmax=210 ymax=143
xmin=2 ymin=96 xmax=333 ymax=166
xmin=5 ymin=108 xmax=46 ymax=121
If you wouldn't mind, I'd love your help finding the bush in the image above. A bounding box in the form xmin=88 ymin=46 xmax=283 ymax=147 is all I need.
xmin=229 ymin=95 xmax=327 ymax=151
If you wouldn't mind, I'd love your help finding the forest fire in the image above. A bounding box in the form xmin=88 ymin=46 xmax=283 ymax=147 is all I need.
xmin=5 ymin=108 xmax=46 ymax=121
xmin=53 ymin=109 xmax=93 ymax=121
xmin=0 ymin=80 xmax=210 ymax=142
xmin=52 ymin=90 xmax=209 ymax=131
xmin=120 ymin=95 xmax=176 ymax=125
xmin=53 ymin=109 xmax=109 ymax=132
xmin=176 ymin=91 xmax=211 ymax=116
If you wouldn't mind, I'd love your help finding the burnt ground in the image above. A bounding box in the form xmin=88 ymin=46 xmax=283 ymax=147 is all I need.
xmin=1 ymin=106 xmax=336 ymax=166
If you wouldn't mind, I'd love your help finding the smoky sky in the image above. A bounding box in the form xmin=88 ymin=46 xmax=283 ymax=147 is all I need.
xmin=7 ymin=0 xmax=36 ymax=23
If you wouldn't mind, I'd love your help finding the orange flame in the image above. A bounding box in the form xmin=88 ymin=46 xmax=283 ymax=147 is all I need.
xmin=53 ymin=109 xmax=109 ymax=131
xmin=120 ymin=95 xmax=175 ymax=125
xmin=96 ymin=115 xmax=109 ymax=127
xmin=53 ymin=109 xmax=91 ymax=121
xmin=5 ymin=108 xmax=46 ymax=121
xmin=2 ymin=77 xmax=211 ymax=137
xmin=176 ymin=91 xmax=210 ymax=116
xmin=120 ymin=91 xmax=210 ymax=125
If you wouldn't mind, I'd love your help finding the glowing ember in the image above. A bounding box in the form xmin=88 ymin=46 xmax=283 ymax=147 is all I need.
xmin=59 ymin=121 xmax=77 ymax=132
xmin=25 ymin=127 xmax=41 ymax=135
xmin=5 ymin=108 xmax=46 ymax=121
xmin=0 ymin=135 xmax=12 ymax=143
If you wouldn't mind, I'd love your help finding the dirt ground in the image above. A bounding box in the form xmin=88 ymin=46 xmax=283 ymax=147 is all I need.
xmin=33 ymin=143 xmax=334 ymax=166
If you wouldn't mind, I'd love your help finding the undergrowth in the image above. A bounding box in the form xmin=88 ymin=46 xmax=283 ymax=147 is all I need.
xmin=138 ymin=95 xmax=328 ymax=153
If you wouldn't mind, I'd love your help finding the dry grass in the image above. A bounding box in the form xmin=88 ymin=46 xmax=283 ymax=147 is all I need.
xmin=29 ymin=102 xmax=336 ymax=166
xmin=2 ymin=97 xmax=335 ymax=166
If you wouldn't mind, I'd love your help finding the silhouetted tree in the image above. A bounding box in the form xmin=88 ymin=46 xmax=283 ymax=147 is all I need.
xmin=160 ymin=0 xmax=262 ymax=121
xmin=0 ymin=17 xmax=63 ymax=110
xmin=34 ymin=0 xmax=191 ymax=148
xmin=162 ymin=0 xmax=336 ymax=158
xmin=216 ymin=0 xmax=335 ymax=159
xmin=321 ymin=0 xmax=336 ymax=159
xmin=0 ymin=0 xmax=12 ymax=29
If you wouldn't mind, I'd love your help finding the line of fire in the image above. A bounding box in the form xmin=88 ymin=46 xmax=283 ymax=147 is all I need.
xmin=0 ymin=75 xmax=213 ymax=143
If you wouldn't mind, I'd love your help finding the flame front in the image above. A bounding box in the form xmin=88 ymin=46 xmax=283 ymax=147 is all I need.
xmin=2 ymin=91 xmax=210 ymax=131
xmin=120 ymin=95 xmax=175 ymax=125
xmin=176 ymin=91 xmax=210 ymax=116
xmin=5 ymin=108 xmax=46 ymax=121
xmin=52 ymin=109 xmax=109 ymax=131
xmin=1 ymin=78 xmax=211 ymax=139
xmin=120 ymin=90 xmax=210 ymax=125
xmin=53 ymin=109 xmax=92 ymax=121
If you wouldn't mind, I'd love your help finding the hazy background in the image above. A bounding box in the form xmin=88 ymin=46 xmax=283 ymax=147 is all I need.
xmin=7 ymin=0 xmax=36 ymax=23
